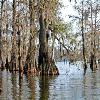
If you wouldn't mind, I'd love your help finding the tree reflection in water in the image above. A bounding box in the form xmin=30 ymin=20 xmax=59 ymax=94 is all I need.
xmin=39 ymin=76 xmax=49 ymax=100
xmin=1 ymin=62 xmax=100 ymax=100
xmin=82 ymin=72 xmax=99 ymax=100
xmin=18 ymin=76 xmax=23 ymax=100
xmin=11 ymin=73 xmax=17 ymax=100
xmin=0 ymin=70 xmax=2 ymax=95
xmin=27 ymin=74 xmax=35 ymax=100
xmin=39 ymin=76 xmax=57 ymax=100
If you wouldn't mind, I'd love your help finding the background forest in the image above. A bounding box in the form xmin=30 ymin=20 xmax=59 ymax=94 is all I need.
xmin=0 ymin=0 xmax=100 ymax=75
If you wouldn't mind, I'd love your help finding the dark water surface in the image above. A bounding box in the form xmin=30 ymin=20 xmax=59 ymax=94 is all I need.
xmin=0 ymin=61 xmax=100 ymax=100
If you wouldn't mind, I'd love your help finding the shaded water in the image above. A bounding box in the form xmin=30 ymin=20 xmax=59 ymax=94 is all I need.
xmin=0 ymin=61 xmax=100 ymax=100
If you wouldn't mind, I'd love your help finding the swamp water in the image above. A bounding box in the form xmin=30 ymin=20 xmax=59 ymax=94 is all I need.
xmin=0 ymin=61 xmax=100 ymax=100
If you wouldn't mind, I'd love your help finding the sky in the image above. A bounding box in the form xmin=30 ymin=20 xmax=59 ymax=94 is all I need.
xmin=60 ymin=0 xmax=79 ymax=22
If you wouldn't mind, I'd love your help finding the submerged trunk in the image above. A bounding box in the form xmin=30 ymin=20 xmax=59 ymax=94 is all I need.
xmin=90 ymin=4 xmax=97 ymax=72
xmin=90 ymin=32 xmax=97 ymax=71
xmin=0 ymin=28 xmax=2 ymax=63
xmin=17 ymin=30 xmax=21 ymax=72
xmin=11 ymin=0 xmax=16 ymax=71
xmin=0 ymin=0 xmax=4 ymax=65
xmin=29 ymin=0 xmax=36 ymax=71
xmin=38 ymin=8 xmax=59 ymax=75
xmin=26 ymin=36 xmax=36 ymax=73
xmin=25 ymin=0 xmax=37 ymax=74
xmin=90 ymin=52 xmax=97 ymax=71
xmin=81 ymin=1 xmax=87 ymax=75
xmin=0 ymin=29 xmax=1 ymax=61
xmin=82 ymin=29 xmax=87 ymax=75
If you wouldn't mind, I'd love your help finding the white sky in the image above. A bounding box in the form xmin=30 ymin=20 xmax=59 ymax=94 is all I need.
xmin=60 ymin=0 xmax=78 ymax=22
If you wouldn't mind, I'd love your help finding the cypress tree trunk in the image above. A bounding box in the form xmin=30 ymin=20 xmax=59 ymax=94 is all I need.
xmin=0 ymin=29 xmax=2 ymax=62
xmin=29 ymin=0 xmax=36 ymax=72
xmin=26 ymin=36 xmax=36 ymax=73
xmin=11 ymin=0 xmax=16 ymax=71
xmin=0 ymin=28 xmax=2 ymax=64
xmin=38 ymin=8 xmax=59 ymax=75
xmin=17 ymin=30 xmax=21 ymax=72
xmin=25 ymin=0 xmax=37 ymax=74
xmin=0 ymin=0 xmax=4 ymax=66
xmin=81 ymin=1 xmax=87 ymax=75
xmin=90 ymin=4 xmax=97 ymax=72
xmin=90 ymin=52 xmax=97 ymax=71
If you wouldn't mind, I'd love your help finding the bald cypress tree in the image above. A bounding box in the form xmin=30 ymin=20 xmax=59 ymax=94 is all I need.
xmin=38 ymin=0 xmax=59 ymax=75
xmin=11 ymin=0 xmax=17 ymax=71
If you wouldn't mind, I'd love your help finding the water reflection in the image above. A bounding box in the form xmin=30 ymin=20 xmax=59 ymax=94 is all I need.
xmin=27 ymin=75 xmax=35 ymax=100
xmin=39 ymin=76 xmax=57 ymax=100
xmin=39 ymin=76 xmax=49 ymax=100
xmin=82 ymin=72 xmax=100 ymax=100
xmin=0 ymin=62 xmax=100 ymax=100
xmin=11 ymin=73 xmax=17 ymax=100
xmin=0 ymin=70 xmax=2 ymax=95
xmin=18 ymin=77 xmax=23 ymax=100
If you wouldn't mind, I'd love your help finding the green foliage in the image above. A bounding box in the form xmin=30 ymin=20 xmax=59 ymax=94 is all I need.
xmin=53 ymin=20 xmax=72 ymax=36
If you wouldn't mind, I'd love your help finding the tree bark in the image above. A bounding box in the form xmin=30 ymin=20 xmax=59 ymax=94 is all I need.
xmin=25 ymin=0 xmax=37 ymax=74
xmin=29 ymin=0 xmax=36 ymax=70
xmin=0 ymin=0 xmax=5 ymax=63
xmin=11 ymin=0 xmax=17 ymax=71
xmin=81 ymin=1 xmax=87 ymax=75
xmin=38 ymin=8 xmax=59 ymax=75
xmin=90 ymin=4 xmax=97 ymax=71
